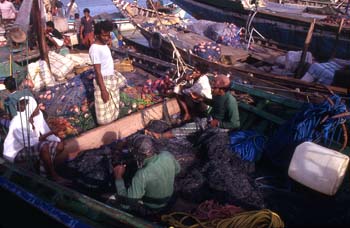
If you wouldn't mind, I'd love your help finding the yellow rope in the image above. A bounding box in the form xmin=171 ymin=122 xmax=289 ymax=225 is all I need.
xmin=162 ymin=209 xmax=285 ymax=228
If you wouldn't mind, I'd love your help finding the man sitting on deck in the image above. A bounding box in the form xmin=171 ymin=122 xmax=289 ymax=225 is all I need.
xmin=175 ymin=63 xmax=212 ymax=122
xmin=3 ymin=97 xmax=69 ymax=184
xmin=113 ymin=135 xmax=180 ymax=215
xmin=146 ymin=74 xmax=240 ymax=139
xmin=45 ymin=21 xmax=64 ymax=50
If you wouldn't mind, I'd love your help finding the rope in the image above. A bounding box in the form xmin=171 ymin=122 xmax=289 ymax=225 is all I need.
xmin=147 ymin=0 xmax=190 ymax=79
xmin=193 ymin=200 xmax=243 ymax=221
xmin=161 ymin=209 xmax=285 ymax=228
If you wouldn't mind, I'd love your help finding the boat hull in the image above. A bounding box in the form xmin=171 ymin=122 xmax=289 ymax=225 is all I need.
xmin=172 ymin=0 xmax=350 ymax=59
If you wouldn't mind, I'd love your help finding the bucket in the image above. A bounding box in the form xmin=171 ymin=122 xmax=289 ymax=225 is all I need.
xmin=288 ymin=142 xmax=349 ymax=196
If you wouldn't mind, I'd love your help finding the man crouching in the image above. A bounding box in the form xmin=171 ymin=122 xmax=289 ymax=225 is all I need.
xmin=113 ymin=135 xmax=180 ymax=215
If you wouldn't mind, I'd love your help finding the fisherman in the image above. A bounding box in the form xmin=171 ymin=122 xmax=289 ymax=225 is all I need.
xmin=146 ymin=74 xmax=240 ymax=139
xmin=175 ymin=63 xmax=212 ymax=122
xmin=0 ymin=0 xmax=17 ymax=26
xmin=89 ymin=20 xmax=126 ymax=125
xmin=66 ymin=0 xmax=79 ymax=19
xmin=45 ymin=21 xmax=64 ymax=49
xmin=54 ymin=0 xmax=64 ymax=17
xmin=80 ymin=8 xmax=94 ymax=48
xmin=3 ymin=97 xmax=69 ymax=184
xmin=113 ymin=135 xmax=180 ymax=214
xmin=3 ymin=77 xmax=35 ymax=119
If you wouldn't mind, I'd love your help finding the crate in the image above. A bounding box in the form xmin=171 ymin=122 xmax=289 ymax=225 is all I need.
xmin=114 ymin=58 xmax=134 ymax=73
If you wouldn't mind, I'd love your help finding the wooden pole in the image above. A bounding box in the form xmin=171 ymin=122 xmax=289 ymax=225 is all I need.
xmin=33 ymin=0 xmax=50 ymax=65
xmin=296 ymin=19 xmax=316 ymax=78
xmin=330 ymin=18 xmax=345 ymax=59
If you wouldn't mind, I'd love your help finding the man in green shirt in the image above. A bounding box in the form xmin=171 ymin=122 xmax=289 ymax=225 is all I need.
xmin=146 ymin=74 xmax=240 ymax=139
xmin=113 ymin=135 xmax=180 ymax=213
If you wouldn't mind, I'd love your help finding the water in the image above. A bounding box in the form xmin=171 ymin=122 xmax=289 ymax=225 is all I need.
xmin=60 ymin=0 xmax=173 ymax=17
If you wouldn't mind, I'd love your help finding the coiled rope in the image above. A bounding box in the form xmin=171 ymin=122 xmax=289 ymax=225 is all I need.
xmin=161 ymin=209 xmax=285 ymax=228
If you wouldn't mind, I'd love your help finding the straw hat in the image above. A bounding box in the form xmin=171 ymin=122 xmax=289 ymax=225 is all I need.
xmin=9 ymin=27 xmax=27 ymax=43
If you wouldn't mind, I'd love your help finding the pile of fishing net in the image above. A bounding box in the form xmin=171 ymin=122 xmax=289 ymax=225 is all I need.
xmin=176 ymin=128 xmax=265 ymax=209
xmin=187 ymin=20 xmax=244 ymax=49
xmin=192 ymin=41 xmax=221 ymax=62
xmin=34 ymin=69 xmax=96 ymax=135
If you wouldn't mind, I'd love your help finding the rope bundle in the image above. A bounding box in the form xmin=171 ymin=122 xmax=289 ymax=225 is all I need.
xmin=162 ymin=209 xmax=285 ymax=228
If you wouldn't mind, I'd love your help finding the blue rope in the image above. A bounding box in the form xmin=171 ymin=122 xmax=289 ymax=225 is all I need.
xmin=265 ymin=94 xmax=349 ymax=169
xmin=229 ymin=130 xmax=267 ymax=162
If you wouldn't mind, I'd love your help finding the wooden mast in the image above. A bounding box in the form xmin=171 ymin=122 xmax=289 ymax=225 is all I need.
xmin=296 ymin=19 xmax=316 ymax=78
xmin=33 ymin=0 xmax=50 ymax=66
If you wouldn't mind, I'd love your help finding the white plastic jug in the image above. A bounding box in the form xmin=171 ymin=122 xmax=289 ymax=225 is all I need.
xmin=288 ymin=142 xmax=349 ymax=196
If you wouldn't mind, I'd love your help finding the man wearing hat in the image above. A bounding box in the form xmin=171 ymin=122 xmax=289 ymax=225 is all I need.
xmin=146 ymin=74 xmax=240 ymax=139
xmin=113 ymin=135 xmax=180 ymax=214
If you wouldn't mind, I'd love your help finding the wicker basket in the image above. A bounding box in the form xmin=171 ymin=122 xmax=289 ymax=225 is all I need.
xmin=114 ymin=58 xmax=134 ymax=73
xmin=74 ymin=65 xmax=92 ymax=75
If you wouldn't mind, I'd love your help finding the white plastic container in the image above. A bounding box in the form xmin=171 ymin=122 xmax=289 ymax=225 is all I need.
xmin=288 ymin=142 xmax=349 ymax=196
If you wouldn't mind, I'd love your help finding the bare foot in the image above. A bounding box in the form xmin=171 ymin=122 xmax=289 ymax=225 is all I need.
xmin=145 ymin=129 xmax=162 ymax=139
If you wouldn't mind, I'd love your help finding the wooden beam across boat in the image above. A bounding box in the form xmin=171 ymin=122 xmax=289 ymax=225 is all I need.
xmin=64 ymin=98 xmax=180 ymax=154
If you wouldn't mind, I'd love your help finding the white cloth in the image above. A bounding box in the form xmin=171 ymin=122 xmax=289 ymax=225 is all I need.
xmin=89 ymin=43 xmax=115 ymax=76
xmin=0 ymin=0 xmax=17 ymax=19
xmin=3 ymin=96 xmax=60 ymax=162
xmin=182 ymin=75 xmax=212 ymax=99
xmin=66 ymin=2 xmax=79 ymax=17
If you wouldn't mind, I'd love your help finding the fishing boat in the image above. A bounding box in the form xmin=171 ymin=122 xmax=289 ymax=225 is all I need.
xmin=1 ymin=1 xmax=350 ymax=227
xmin=112 ymin=0 xmax=349 ymax=101
xmin=170 ymin=0 xmax=350 ymax=59
xmin=2 ymin=70 xmax=350 ymax=226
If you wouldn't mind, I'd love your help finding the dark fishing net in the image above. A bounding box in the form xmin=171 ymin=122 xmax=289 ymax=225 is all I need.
xmin=63 ymin=147 xmax=115 ymax=193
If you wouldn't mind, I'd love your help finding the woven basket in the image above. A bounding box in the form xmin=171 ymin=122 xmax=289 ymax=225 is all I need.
xmin=74 ymin=65 xmax=92 ymax=75
xmin=114 ymin=58 xmax=134 ymax=73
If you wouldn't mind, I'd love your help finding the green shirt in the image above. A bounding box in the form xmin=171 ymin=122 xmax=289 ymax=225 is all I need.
xmin=4 ymin=89 xmax=34 ymax=119
xmin=115 ymin=151 xmax=180 ymax=209
xmin=210 ymin=91 xmax=240 ymax=129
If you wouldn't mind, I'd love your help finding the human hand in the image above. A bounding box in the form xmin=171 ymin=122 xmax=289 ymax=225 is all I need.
xmin=190 ymin=92 xmax=202 ymax=100
xmin=114 ymin=165 xmax=126 ymax=180
xmin=210 ymin=119 xmax=219 ymax=128
xmin=101 ymin=89 xmax=110 ymax=103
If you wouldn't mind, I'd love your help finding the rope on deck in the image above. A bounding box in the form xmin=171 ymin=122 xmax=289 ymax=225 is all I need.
xmin=161 ymin=209 xmax=285 ymax=228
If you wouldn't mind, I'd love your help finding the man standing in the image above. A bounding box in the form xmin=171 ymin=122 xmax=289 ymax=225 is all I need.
xmin=113 ymin=135 xmax=180 ymax=213
xmin=89 ymin=20 xmax=126 ymax=125
xmin=0 ymin=0 xmax=17 ymax=25
xmin=80 ymin=8 xmax=94 ymax=48
xmin=66 ymin=0 xmax=79 ymax=19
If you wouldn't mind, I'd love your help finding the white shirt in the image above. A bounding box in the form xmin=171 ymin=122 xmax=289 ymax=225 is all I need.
xmin=0 ymin=0 xmax=17 ymax=19
xmin=183 ymin=75 xmax=212 ymax=99
xmin=3 ymin=96 xmax=60 ymax=162
xmin=66 ymin=2 xmax=78 ymax=16
xmin=89 ymin=43 xmax=115 ymax=76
